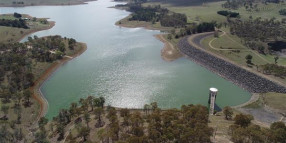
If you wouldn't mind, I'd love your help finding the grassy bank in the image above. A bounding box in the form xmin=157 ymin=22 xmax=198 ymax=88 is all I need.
xmin=0 ymin=14 xmax=55 ymax=43
xmin=31 ymin=41 xmax=87 ymax=119
xmin=244 ymin=93 xmax=286 ymax=112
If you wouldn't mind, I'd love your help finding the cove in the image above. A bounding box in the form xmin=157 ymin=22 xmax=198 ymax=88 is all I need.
xmin=1 ymin=0 xmax=251 ymax=119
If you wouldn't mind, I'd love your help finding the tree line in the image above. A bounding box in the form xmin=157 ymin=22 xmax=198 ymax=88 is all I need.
xmin=167 ymin=21 xmax=216 ymax=39
xmin=228 ymin=17 xmax=286 ymax=54
xmin=223 ymin=106 xmax=286 ymax=143
xmin=0 ymin=18 xmax=28 ymax=29
xmin=124 ymin=3 xmax=187 ymax=28
xmin=222 ymin=0 xmax=284 ymax=10
xmin=37 ymin=96 xmax=214 ymax=142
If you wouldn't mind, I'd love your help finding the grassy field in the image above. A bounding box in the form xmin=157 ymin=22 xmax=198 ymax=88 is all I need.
xmin=0 ymin=0 xmax=94 ymax=6
xmin=200 ymin=26 xmax=286 ymax=86
xmin=264 ymin=93 xmax=286 ymax=113
xmin=243 ymin=92 xmax=286 ymax=112
xmin=0 ymin=14 xmax=54 ymax=43
xmin=144 ymin=0 xmax=286 ymax=23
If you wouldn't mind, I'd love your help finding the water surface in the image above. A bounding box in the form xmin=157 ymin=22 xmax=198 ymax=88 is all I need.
xmin=1 ymin=0 xmax=251 ymax=119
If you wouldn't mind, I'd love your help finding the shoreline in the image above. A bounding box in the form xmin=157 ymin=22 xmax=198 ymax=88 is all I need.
xmin=18 ymin=21 xmax=56 ymax=42
xmin=115 ymin=15 xmax=179 ymax=62
xmin=113 ymin=9 xmax=270 ymax=111
xmin=155 ymin=34 xmax=182 ymax=61
xmin=11 ymin=16 xmax=56 ymax=120
xmin=30 ymin=43 xmax=87 ymax=120
xmin=0 ymin=0 xmax=97 ymax=7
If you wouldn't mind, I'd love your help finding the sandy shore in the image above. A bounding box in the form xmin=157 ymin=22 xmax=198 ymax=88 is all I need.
xmin=115 ymin=16 xmax=181 ymax=62
xmin=155 ymin=34 xmax=182 ymax=61
xmin=30 ymin=43 xmax=87 ymax=120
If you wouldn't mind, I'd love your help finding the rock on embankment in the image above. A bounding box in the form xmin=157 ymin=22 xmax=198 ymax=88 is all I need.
xmin=178 ymin=36 xmax=286 ymax=93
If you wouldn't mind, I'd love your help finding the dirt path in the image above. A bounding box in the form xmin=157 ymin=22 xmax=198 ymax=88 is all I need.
xmin=208 ymin=30 xmax=271 ymax=63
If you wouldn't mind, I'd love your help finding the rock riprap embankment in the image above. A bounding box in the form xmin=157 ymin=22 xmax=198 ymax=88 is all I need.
xmin=178 ymin=36 xmax=286 ymax=93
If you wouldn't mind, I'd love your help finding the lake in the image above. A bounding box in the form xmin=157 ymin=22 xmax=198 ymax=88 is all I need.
xmin=1 ymin=0 xmax=251 ymax=119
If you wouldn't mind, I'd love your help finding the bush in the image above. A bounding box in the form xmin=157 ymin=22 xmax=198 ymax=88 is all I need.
xmin=279 ymin=9 xmax=286 ymax=16
xmin=13 ymin=12 xmax=22 ymax=18
xmin=217 ymin=10 xmax=240 ymax=18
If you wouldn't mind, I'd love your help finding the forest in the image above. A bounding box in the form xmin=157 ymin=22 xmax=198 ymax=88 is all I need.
xmin=228 ymin=17 xmax=286 ymax=55
xmin=0 ymin=35 xmax=82 ymax=142
xmin=35 ymin=96 xmax=214 ymax=143
xmin=123 ymin=4 xmax=187 ymax=28
xmin=222 ymin=0 xmax=284 ymax=9
xmin=0 ymin=36 xmax=77 ymax=97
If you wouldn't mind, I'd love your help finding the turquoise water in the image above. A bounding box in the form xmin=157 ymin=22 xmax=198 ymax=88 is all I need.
xmin=1 ymin=0 xmax=251 ymax=119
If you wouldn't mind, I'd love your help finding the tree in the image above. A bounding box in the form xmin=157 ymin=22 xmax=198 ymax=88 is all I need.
xmin=16 ymin=93 xmax=22 ymax=106
xmin=94 ymin=107 xmax=104 ymax=128
xmin=120 ymin=108 xmax=130 ymax=117
xmin=14 ymin=128 xmax=23 ymax=141
xmin=83 ymin=111 xmax=91 ymax=129
xmin=34 ymin=130 xmax=49 ymax=143
xmin=97 ymin=128 xmax=107 ymax=143
xmin=69 ymin=102 xmax=78 ymax=118
xmin=78 ymin=126 xmax=90 ymax=142
xmin=167 ymin=34 xmax=172 ymax=40
xmin=23 ymin=89 xmax=31 ymax=106
xmin=56 ymin=124 xmax=65 ymax=141
xmin=234 ymin=113 xmax=253 ymax=127
xmin=270 ymin=121 xmax=286 ymax=142
xmin=245 ymin=54 xmax=253 ymax=65
xmin=223 ymin=106 xmax=233 ymax=120
xmin=87 ymin=96 xmax=94 ymax=111
xmin=38 ymin=117 xmax=48 ymax=130
xmin=93 ymin=98 xmax=101 ymax=108
xmin=99 ymin=96 xmax=105 ymax=108
xmin=270 ymin=121 xmax=286 ymax=130
xmin=274 ymin=56 xmax=279 ymax=64
xmin=79 ymin=98 xmax=88 ymax=111
xmin=1 ymin=105 xmax=9 ymax=120
xmin=150 ymin=102 xmax=158 ymax=110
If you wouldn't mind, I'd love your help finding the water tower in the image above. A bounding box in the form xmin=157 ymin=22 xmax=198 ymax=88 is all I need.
xmin=208 ymin=87 xmax=218 ymax=115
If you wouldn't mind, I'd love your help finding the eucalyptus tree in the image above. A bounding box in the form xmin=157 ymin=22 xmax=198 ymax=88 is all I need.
xmin=223 ymin=106 xmax=233 ymax=120
xmin=1 ymin=105 xmax=9 ymax=120
xmin=87 ymin=96 xmax=94 ymax=111
xmin=23 ymin=89 xmax=31 ymax=107
xmin=99 ymin=96 xmax=105 ymax=108
xmin=83 ymin=111 xmax=91 ymax=129
xmin=94 ymin=107 xmax=104 ymax=128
